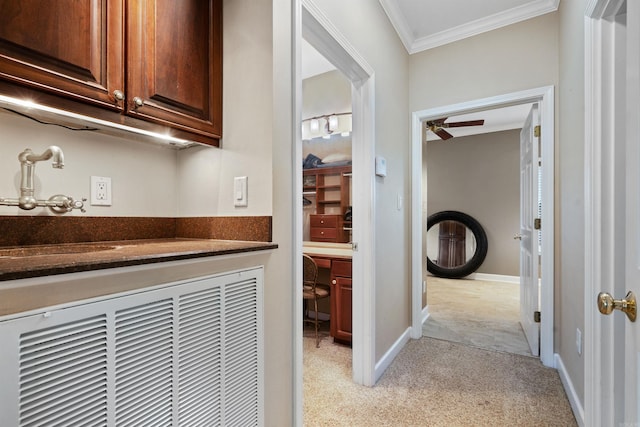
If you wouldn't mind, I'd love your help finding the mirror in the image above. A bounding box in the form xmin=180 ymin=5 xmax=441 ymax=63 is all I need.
xmin=426 ymin=211 xmax=488 ymax=278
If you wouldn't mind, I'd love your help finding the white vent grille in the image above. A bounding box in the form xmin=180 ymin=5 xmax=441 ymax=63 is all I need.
xmin=115 ymin=300 xmax=174 ymax=427
xmin=19 ymin=316 xmax=108 ymax=427
xmin=224 ymin=280 xmax=259 ymax=427
xmin=2 ymin=267 xmax=263 ymax=427
xmin=178 ymin=287 xmax=222 ymax=426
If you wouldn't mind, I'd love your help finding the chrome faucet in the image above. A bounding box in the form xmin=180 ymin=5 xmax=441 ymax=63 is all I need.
xmin=0 ymin=146 xmax=86 ymax=214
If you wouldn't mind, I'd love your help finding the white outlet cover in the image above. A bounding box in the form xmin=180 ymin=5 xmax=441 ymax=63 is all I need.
xmin=91 ymin=176 xmax=112 ymax=206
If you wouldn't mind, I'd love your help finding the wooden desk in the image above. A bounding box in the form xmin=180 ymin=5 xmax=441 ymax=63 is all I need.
xmin=304 ymin=243 xmax=352 ymax=345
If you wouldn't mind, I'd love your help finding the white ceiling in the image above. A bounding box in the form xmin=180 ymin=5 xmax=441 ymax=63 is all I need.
xmin=424 ymin=104 xmax=534 ymax=141
xmin=378 ymin=0 xmax=560 ymax=54
xmin=302 ymin=0 xmax=559 ymax=135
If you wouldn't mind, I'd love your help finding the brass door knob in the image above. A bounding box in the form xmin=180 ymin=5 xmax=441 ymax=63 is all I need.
xmin=113 ymin=90 xmax=124 ymax=101
xmin=133 ymin=97 xmax=144 ymax=108
xmin=597 ymin=291 xmax=636 ymax=322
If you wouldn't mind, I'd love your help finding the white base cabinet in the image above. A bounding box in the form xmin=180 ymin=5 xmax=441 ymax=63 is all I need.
xmin=0 ymin=267 xmax=264 ymax=427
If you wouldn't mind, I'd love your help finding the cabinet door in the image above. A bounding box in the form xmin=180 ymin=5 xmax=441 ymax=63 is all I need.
xmin=127 ymin=0 xmax=222 ymax=142
xmin=331 ymin=276 xmax=352 ymax=343
xmin=0 ymin=0 xmax=124 ymax=110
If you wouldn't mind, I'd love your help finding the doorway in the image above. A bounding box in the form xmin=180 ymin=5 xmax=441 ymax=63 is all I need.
xmin=410 ymin=86 xmax=556 ymax=367
xmin=422 ymin=116 xmax=532 ymax=356
xmin=297 ymin=0 xmax=377 ymax=395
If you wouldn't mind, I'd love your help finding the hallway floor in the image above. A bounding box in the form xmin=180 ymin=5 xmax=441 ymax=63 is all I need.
xmin=423 ymin=276 xmax=532 ymax=356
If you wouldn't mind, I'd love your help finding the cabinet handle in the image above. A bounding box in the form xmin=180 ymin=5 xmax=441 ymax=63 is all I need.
xmin=133 ymin=97 xmax=144 ymax=108
xmin=113 ymin=90 xmax=124 ymax=101
xmin=332 ymin=280 xmax=336 ymax=285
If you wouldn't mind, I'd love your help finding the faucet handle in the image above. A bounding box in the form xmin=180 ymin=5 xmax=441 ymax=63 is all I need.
xmin=48 ymin=195 xmax=86 ymax=214
xmin=70 ymin=197 xmax=87 ymax=213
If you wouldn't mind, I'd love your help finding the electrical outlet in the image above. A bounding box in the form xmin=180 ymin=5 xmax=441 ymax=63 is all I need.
xmin=91 ymin=176 xmax=112 ymax=206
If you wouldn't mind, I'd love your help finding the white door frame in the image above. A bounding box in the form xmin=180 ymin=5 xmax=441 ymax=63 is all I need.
xmin=295 ymin=0 xmax=377 ymax=402
xmin=584 ymin=0 xmax=628 ymax=424
xmin=410 ymin=86 xmax=555 ymax=367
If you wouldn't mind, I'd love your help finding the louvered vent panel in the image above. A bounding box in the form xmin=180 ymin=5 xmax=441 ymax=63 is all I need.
xmin=115 ymin=300 xmax=173 ymax=427
xmin=223 ymin=279 xmax=259 ymax=427
xmin=177 ymin=287 xmax=222 ymax=427
xmin=19 ymin=316 xmax=108 ymax=427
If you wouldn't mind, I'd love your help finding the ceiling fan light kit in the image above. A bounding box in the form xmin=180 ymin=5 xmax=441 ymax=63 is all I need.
xmin=426 ymin=117 xmax=485 ymax=140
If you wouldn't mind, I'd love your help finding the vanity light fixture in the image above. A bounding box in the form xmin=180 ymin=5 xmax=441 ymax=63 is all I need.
xmin=327 ymin=115 xmax=338 ymax=132
xmin=302 ymin=111 xmax=352 ymax=140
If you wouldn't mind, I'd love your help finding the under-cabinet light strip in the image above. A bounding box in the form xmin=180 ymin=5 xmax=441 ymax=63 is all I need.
xmin=0 ymin=94 xmax=192 ymax=147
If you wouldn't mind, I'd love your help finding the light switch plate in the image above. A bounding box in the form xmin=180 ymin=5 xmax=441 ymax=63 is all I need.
xmin=234 ymin=176 xmax=248 ymax=207
xmin=375 ymin=156 xmax=387 ymax=177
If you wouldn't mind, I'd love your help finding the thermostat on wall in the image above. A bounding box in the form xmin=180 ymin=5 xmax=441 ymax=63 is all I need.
xmin=375 ymin=156 xmax=387 ymax=177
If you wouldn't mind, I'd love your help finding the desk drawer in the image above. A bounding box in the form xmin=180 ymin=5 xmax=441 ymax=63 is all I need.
xmin=310 ymin=215 xmax=338 ymax=227
xmin=313 ymin=257 xmax=332 ymax=269
xmin=310 ymin=227 xmax=337 ymax=240
xmin=332 ymin=260 xmax=352 ymax=277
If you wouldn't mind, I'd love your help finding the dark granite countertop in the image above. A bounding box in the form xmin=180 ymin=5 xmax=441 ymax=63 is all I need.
xmin=0 ymin=238 xmax=278 ymax=281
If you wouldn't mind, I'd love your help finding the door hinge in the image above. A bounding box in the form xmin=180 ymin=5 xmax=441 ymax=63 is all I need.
xmin=534 ymin=218 xmax=541 ymax=230
xmin=534 ymin=125 xmax=541 ymax=138
xmin=534 ymin=311 xmax=541 ymax=323
xmin=352 ymin=242 xmax=358 ymax=251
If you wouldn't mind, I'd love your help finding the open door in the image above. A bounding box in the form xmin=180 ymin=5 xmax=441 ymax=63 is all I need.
xmin=586 ymin=0 xmax=640 ymax=424
xmin=519 ymin=104 xmax=540 ymax=356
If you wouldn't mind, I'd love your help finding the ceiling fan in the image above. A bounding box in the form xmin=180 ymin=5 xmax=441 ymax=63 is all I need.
xmin=426 ymin=117 xmax=485 ymax=140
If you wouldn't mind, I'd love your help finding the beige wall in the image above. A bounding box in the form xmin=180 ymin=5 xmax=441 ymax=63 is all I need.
xmin=311 ymin=0 xmax=412 ymax=360
xmin=0 ymin=111 xmax=180 ymax=217
xmin=302 ymin=70 xmax=352 ymax=161
xmin=557 ymin=0 xmax=586 ymax=405
xmin=409 ymin=12 xmax=560 ymax=111
xmin=425 ymin=130 xmax=520 ymax=276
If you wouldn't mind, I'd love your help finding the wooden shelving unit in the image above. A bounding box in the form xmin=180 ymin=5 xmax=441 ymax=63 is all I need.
xmin=303 ymin=165 xmax=352 ymax=243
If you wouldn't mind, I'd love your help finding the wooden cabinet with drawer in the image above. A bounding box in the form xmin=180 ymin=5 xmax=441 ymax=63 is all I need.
xmin=330 ymin=259 xmax=352 ymax=344
xmin=310 ymin=214 xmax=348 ymax=243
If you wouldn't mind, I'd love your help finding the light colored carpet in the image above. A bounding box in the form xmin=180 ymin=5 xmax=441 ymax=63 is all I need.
xmin=423 ymin=276 xmax=532 ymax=356
xmin=303 ymin=335 xmax=577 ymax=426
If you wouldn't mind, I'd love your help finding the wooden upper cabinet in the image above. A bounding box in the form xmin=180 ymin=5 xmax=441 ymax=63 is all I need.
xmin=126 ymin=0 xmax=222 ymax=140
xmin=0 ymin=0 xmax=124 ymax=110
xmin=0 ymin=0 xmax=222 ymax=146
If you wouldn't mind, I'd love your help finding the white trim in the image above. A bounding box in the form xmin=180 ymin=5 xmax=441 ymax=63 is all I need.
xmin=583 ymin=1 xmax=627 ymax=424
xmin=421 ymin=305 xmax=430 ymax=326
xmin=411 ymin=86 xmax=555 ymax=368
xmin=300 ymin=0 xmax=377 ymax=388
xmin=379 ymin=0 xmax=559 ymax=54
xmin=469 ymin=273 xmax=521 ymax=284
xmin=555 ymin=353 xmax=586 ymax=427
xmin=374 ymin=327 xmax=412 ymax=382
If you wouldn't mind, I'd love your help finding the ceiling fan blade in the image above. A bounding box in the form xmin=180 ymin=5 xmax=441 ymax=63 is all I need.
xmin=434 ymin=128 xmax=453 ymax=140
xmin=443 ymin=119 xmax=485 ymax=128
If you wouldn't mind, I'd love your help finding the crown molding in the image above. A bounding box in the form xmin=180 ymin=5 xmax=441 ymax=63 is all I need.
xmin=380 ymin=0 xmax=560 ymax=55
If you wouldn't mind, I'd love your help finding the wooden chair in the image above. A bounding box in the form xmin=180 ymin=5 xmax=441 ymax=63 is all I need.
xmin=303 ymin=254 xmax=330 ymax=347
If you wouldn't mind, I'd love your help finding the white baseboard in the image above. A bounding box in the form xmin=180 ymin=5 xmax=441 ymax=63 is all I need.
xmin=555 ymin=353 xmax=584 ymax=427
xmin=374 ymin=327 xmax=412 ymax=383
xmin=422 ymin=305 xmax=430 ymax=325
xmin=468 ymin=273 xmax=520 ymax=284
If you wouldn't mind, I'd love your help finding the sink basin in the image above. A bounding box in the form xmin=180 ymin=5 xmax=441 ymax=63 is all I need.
xmin=0 ymin=244 xmax=118 ymax=258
